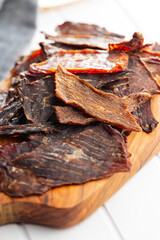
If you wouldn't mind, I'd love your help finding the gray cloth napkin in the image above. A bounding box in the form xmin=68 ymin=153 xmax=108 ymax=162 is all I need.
xmin=0 ymin=0 xmax=37 ymax=81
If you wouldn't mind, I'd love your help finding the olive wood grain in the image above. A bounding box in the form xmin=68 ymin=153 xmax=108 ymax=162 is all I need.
xmin=0 ymin=79 xmax=160 ymax=228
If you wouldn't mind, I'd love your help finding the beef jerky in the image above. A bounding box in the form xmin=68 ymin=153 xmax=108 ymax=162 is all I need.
xmin=133 ymin=99 xmax=158 ymax=133
xmin=0 ymin=97 xmax=23 ymax=126
xmin=54 ymin=106 xmax=95 ymax=125
xmin=0 ymin=91 xmax=8 ymax=108
xmin=19 ymin=75 xmax=55 ymax=124
xmin=55 ymin=65 xmax=141 ymax=131
xmin=98 ymin=55 xmax=159 ymax=95
xmin=30 ymin=49 xmax=128 ymax=74
xmin=44 ymin=33 xmax=123 ymax=50
xmin=56 ymin=21 xmax=124 ymax=39
xmin=109 ymin=32 xmax=144 ymax=52
xmin=141 ymin=57 xmax=160 ymax=87
xmin=0 ymin=124 xmax=130 ymax=197
xmin=0 ymin=123 xmax=55 ymax=136
xmin=96 ymin=55 xmax=159 ymax=133
xmin=122 ymin=91 xmax=151 ymax=112
xmin=10 ymin=49 xmax=45 ymax=77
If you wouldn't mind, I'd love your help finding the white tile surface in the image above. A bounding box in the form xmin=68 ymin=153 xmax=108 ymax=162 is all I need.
xmin=25 ymin=208 xmax=119 ymax=240
xmin=0 ymin=224 xmax=29 ymax=240
xmin=105 ymin=156 xmax=160 ymax=240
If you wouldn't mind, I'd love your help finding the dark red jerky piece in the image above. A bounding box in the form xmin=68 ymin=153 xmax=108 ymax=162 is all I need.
xmin=44 ymin=33 xmax=123 ymax=50
xmin=0 ymin=97 xmax=23 ymax=126
xmin=55 ymin=65 xmax=141 ymax=132
xmin=109 ymin=32 xmax=144 ymax=52
xmin=10 ymin=49 xmax=46 ymax=77
xmin=96 ymin=55 xmax=159 ymax=133
xmin=30 ymin=49 xmax=129 ymax=74
xmin=54 ymin=106 xmax=95 ymax=125
xmin=56 ymin=21 xmax=125 ymax=39
xmin=141 ymin=57 xmax=160 ymax=87
xmin=0 ymin=91 xmax=9 ymax=108
xmin=0 ymin=123 xmax=56 ymax=136
xmin=98 ymin=55 xmax=159 ymax=95
xmin=133 ymin=99 xmax=158 ymax=133
xmin=19 ymin=75 xmax=55 ymax=124
xmin=0 ymin=124 xmax=130 ymax=197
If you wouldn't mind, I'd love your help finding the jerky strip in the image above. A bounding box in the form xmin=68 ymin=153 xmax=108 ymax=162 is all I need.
xmin=0 ymin=97 xmax=23 ymax=126
xmin=10 ymin=49 xmax=45 ymax=77
xmin=97 ymin=56 xmax=159 ymax=95
xmin=44 ymin=33 xmax=122 ymax=50
xmin=0 ymin=124 xmax=130 ymax=197
xmin=54 ymin=106 xmax=95 ymax=125
xmin=30 ymin=49 xmax=128 ymax=74
xmin=55 ymin=65 xmax=141 ymax=132
xmin=56 ymin=21 xmax=124 ymax=38
xmin=0 ymin=123 xmax=55 ymax=136
xmin=19 ymin=75 xmax=55 ymax=124
xmin=109 ymin=32 xmax=144 ymax=52
xmin=133 ymin=99 xmax=158 ymax=133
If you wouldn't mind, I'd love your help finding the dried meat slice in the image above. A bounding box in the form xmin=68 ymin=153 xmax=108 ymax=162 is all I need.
xmin=55 ymin=21 xmax=125 ymax=38
xmin=0 ymin=124 xmax=130 ymax=197
xmin=133 ymin=99 xmax=158 ymax=133
xmin=96 ymin=55 xmax=159 ymax=133
xmin=141 ymin=57 xmax=160 ymax=87
xmin=0 ymin=97 xmax=24 ymax=126
xmin=54 ymin=106 xmax=95 ymax=125
xmin=44 ymin=33 xmax=123 ymax=50
xmin=19 ymin=75 xmax=55 ymax=124
xmin=97 ymin=55 xmax=160 ymax=95
xmin=55 ymin=65 xmax=141 ymax=131
xmin=109 ymin=32 xmax=144 ymax=52
xmin=30 ymin=49 xmax=128 ymax=74
xmin=0 ymin=123 xmax=55 ymax=136
xmin=10 ymin=49 xmax=45 ymax=77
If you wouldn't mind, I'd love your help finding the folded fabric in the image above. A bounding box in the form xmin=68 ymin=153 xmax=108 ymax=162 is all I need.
xmin=0 ymin=0 xmax=37 ymax=81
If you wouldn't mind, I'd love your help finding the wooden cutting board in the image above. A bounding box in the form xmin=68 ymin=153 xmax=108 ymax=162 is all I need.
xmin=0 ymin=78 xmax=160 ymax=228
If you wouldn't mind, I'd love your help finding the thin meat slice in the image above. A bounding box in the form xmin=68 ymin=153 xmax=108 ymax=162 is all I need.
xmin=109 ymin=32 xmax=144 ymax=52
xmin=96 ymin=55 xmax=159 ymax=133
xmin=97 ymin=55 xmax=159 ymax=95
xmin=133 ymin=99 xmax=158 ymax=133
xmin=55 ymin=65 xmax=141 ymax=132
xmin=30 ymin=49 xmax=128 ymax=74
xmin=141 ymin=57 xmax=160 ymax=87
xmin=0 ymin=97 xmax=24 ymax=126
xmin=10 ymin=49 xmax=45 ymax=77
xmin=0 ymin=124 xmax=130 ymax=197
xmin=0 ymin=123 xmax=55 ymax=136
xmin=55 ymin=21 xmax=125 ymax=38
xmin=19 ymin=75 xmax=55 ymax=124
xmin=44 ymin=33 xmax=122 ymax=50
xmin=54 ymin=91 xmax=151 ymax=125
xmin=54 ymin=106 xmax=95 ymax=125
xmin=122 ymin=91 xmax=151 ymax=112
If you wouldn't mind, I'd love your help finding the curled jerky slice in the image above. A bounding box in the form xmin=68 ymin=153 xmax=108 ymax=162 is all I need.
xmin=10 ymin=49 xmax=45 ymax=77
xmin=0 ymin=124 xmax=130 ymax=197
xmin=133 ymin=99 xmax=158 ymax=133
xmin=55 ymin=65 xmax=141 ymax=132
xmin=56 ymin=21 xmax=124 ymax=38
xmin=54 ymin=106 xmax=95 ymax=125
xmin=109 ymin=32 xmax=144 ymax=52
xmin=44 ymin=33 xmax=122 ymax=50
xmin=19 ymin=75 xmax=55 ymax=124
xmin=30 ymin=49 xmax=128 ymax=74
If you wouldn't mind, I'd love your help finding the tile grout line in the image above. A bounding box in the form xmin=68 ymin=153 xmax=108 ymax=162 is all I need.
xmin=113 ymin=0 xmax=150 ymax=41
xmin=102 ymin=205 xmax=125 ymax=240
xmin=21 ymin=224 xmax=32 ymax=240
